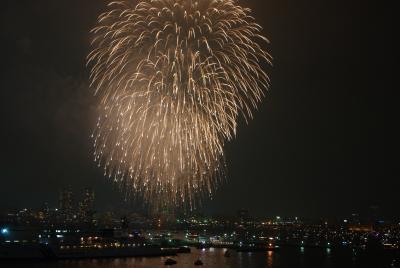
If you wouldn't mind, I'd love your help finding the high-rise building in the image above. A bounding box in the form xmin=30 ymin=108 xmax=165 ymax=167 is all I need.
xmin=38 ymin=202 xmax=50 ymax=223
xmin=78 ymin=188 xmax=95 ymax=223
xmin=237 ymin=209 xmax=250 ymax=223
xmin=59 ymin=187 xmax=74 ymax=222
xmin=350 ymin=213 xmax=361 ymax=225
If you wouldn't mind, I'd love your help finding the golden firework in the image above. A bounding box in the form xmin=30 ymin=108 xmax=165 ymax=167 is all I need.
xmin=87 ymin=0 xmax=272 ymax=209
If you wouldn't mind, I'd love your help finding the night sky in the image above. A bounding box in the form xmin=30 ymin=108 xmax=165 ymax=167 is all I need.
xmin=1 ymin=0 xmax=391 ymax=218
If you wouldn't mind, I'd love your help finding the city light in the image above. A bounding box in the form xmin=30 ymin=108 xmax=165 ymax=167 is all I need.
xmin=0 ymin=0 xmax=392 ymax=267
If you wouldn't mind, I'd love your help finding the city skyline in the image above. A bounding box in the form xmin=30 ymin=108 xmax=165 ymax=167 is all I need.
xmin=0 ymin=1 xmax=394 ymax=267
xmin=1 ymin=0 xmax=391 ymax=217
xmin=0 ymin=187 xmax=393 ymax=223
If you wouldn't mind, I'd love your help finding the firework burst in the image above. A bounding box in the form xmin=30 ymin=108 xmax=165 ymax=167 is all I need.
xmin=87 ymin=0 xmax=272 ymax=210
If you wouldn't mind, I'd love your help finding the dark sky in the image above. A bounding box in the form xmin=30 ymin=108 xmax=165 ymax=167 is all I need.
xmin=0 ymin=1 xmax=392 ymax=218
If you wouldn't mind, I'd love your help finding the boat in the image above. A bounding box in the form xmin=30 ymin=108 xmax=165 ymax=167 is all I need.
xmin=164 ymin=258 xmax=177 ymax=265
xmin=50 ymin=244 xmax=167 ymax=259
xmin=236 ymin=245 xmax=280 ymax=252
xmin=194 ymin=259 xmax=203 ymax=265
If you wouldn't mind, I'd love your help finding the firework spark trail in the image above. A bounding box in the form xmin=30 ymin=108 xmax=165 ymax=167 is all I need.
xmin=87 ymin=0 xmax=272 ymax=210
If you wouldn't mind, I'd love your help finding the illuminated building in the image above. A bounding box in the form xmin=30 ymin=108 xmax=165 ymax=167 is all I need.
xmin=59 ymin=187 xmax=74 ymax=223
xmin=237 ymin=209 xmax=250 ymax=224
xmin=78 ymin=188 xmax=95 ymax=223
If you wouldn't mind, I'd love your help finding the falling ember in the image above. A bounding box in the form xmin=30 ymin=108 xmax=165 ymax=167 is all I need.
xmin=87 ymin=0 xmax=272 ymax=210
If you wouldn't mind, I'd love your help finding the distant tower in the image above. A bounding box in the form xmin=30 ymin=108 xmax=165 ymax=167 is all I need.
xmin=237 ymin=209 xmax=250 ymax=224
xmin=78 ymin=188 xmax=95 ymax=223
xmin=350 ymin=213 xmax=361 ymax=225
xmin=59 ymin=187 xmax=74 ymax=223
xmin=40 ymin=202 xmax=50 ymax=223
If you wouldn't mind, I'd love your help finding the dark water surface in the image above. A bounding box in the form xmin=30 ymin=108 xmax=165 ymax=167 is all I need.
xmin=1 ymin=247 xmax=397 ymax=268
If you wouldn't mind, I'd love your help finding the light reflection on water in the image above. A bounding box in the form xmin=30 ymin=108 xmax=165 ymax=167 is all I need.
xmin=0 ymin=247 xmax=395 ymax=268
xmin=267 ymin=250 xmax=274 ymax=267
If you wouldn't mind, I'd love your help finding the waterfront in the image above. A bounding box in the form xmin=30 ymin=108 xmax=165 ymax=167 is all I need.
xmin=1 ymin=247 xmax=398 ymax=268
